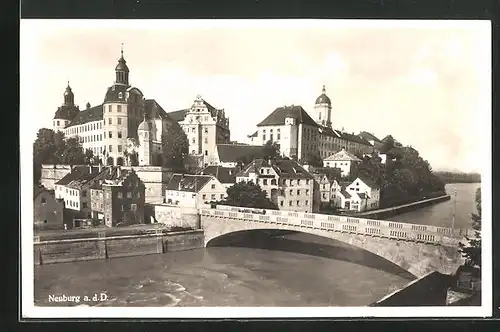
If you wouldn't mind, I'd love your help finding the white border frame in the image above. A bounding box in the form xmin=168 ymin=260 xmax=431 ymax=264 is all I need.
xmin=20 ymin=19 xmax=492 ymax=319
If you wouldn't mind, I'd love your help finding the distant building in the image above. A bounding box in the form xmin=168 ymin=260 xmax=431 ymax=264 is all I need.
xmin=200 ymin=165 xmax=238 ymax=190
xmin=165 ymin=174 xmax=227 ymax=208
xmin=89 ymin=167 xmax=146 ymax=227
xmin=168 ymin=95 xmax=231 ymax=166
xmin=246 ymin=86 xmax=373 ymax=161
xmin=359 ymin=131 xmax=383 ymax=152
xmin=252 ymin=105 xmax=320 ymax=161
xmin=323 ymin=148 xmax=362 ymax=177
xmin=313 ymin=173 xmax=332 ymax=204
xmin=33 ymin=185 xmax=64 ymax=230
xmin=235 ymin=158 xmax=316 ymax=213
xmin=206 ymin=144 xmax=267 ymax=168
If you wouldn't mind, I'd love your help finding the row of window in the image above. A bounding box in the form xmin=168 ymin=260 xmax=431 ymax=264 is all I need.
xmin=324 ymin=162 xmax=350 ymax=167
xmin=107 ymin=145 xmax=123 ymax=153
xmin=287 ymin=189 xmax=309 ymax=196
xmin=55 ymin=120 xmax=69 ymax=127
xmin=80 ymin=134 xmax=103 ymax=143
xmin=66 ymin=121 xmax=103 ymax=135
xmin=66 ymin=200 xmax=80 ymax=209
xmin=107 ymin=117 xmax=124 ymax=125
xmin=243 ymin=177 xmax=311 ymax=186
xmin=117 ymin=191 xmax=141 ymax=199
xmin=279 ymin=199 xmax=309 ymax=207
xmin=108 ymin=131 xmax=123 ymax=139
xmin=191 ymin=137 xmax=209 ymax=144
xmin=189 ymin=126 xmax=209 ymax=134
xmin=120 ymin=203 xmax=138 ymax=211
xmin=262 ymin=133 xmax=281 ymax=142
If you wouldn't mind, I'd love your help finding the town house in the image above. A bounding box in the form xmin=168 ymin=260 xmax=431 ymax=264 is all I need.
xmin=33 ymin=185 xmax=64 ymax=230
xmin=165 ymin=174 xmax=227 ymax=208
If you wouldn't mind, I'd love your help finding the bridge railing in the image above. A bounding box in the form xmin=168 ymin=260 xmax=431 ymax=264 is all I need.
xmin=199 ymin=207 xmax=464 ymax=246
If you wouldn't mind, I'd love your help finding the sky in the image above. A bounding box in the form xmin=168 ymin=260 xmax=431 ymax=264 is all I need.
xmin=20 ymin=20 xmax=491 ymax=173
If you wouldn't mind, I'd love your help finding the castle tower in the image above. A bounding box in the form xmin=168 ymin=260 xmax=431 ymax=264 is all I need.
xmin=137 ymin=115 xmax=152 ymax=166
xmin=102 ymin=45 xmax=145 ymax=166
xmin=314 ymin=85 xmax=332 ymax=128
xmin=115 ymin=43 xmax=130 ymax=86
xmin=53 ymin=82 xmax=79 ymax=132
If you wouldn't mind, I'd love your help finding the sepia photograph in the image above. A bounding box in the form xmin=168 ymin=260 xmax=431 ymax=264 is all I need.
xmin=20 ymin=19 xmax=491 ymax=318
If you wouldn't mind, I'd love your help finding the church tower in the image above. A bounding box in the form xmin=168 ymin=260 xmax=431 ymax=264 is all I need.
xmin=314 ymin=85 xmax=332 ymax=128
xmin=137 ymin=115 xmax=152 ymax=166
xmin=115 ymin=45 xmax=130 ymax=86
xmin=53 ymin=82 xmax=79 ymax=132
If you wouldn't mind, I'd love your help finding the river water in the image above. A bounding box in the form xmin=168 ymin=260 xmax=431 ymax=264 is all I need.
xmin=34 ymin=183 xmax=480 ymax=307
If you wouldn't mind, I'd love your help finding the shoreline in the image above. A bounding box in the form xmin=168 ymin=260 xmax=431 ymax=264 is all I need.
xmin=344 ymin=194 xmax=451 ymax=220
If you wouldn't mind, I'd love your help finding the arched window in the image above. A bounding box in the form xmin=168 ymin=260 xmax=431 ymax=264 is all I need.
xmin=107 ymin=157 xmax=114 ymax=166
xmin=116 ymin=157 xmax=124 ymax=166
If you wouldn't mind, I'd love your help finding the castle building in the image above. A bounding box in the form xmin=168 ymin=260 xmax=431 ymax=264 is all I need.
xmin=247 ymin=86 xmax=373 ymax=161
xmin=52 ymin=48 xmax=175 ymax=167
xmin=167 ymin=96 xmax=231 ymax=166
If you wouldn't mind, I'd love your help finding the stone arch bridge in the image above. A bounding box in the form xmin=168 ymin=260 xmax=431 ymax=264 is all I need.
xmin=200 ymin=207 xmax=468 ymax=278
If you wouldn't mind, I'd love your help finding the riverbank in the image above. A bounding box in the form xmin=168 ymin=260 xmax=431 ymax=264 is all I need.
xmin=346 ymin=194 xmax=451 ymax=220
xmin=34 ymin=228 xmax=204 ymax=265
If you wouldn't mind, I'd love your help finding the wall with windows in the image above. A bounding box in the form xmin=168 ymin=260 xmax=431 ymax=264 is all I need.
xmin=101 ymin=177 xmax=145 ymax=227
xmin=65 ymin=120 xmax=105 ymax=160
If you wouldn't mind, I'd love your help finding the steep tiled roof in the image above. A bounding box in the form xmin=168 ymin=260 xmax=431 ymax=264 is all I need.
xmin=357 ymin=174 xmax=380 ymax=189
xmin=257 ymin=105 xmax=319 ymax=127
xmin=339 ymin=131 xmax=372 ymax=146
xmin=34 ymin=185 xmax=53 ymax=199
xmin=67 ymin=105 xmax=103 ymax=127
xmin=103 ymin=84 xmax=129 ymax=103
xmin=56 ymin=166 xmax=109 ymax=189
xmin=53 ymin=105 xmax=79 ymax=121
xmin=145 ymin=99 xmax=170 ymax=121
xmin=340 ymin=189 xmax=351 ymax=199
xmin=216 ymin=144 xmax=266 ymax=163
xmin=200 ymin=166 xmax=237 ymax=184
xmin=359 ymin=131 xmax=382 ymax=143
xmin=248 ymin=131 xmax=258 ymax=138
xmin=318 ymin=126 xmax=340 ymax=137
xmin=236 ymin=158 xmax=314 ymax=180
xmin=324 ymin=149 xmax=361 ymax=162
xmin=166 ymin=174 xmax=213 ymax=193
xmin=167 ymin=109 xmax=189 ymax=122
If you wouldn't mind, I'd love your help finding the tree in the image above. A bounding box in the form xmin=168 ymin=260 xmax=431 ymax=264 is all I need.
xmin=305 ymin=151 xmax=323 ymax=167
xmin=33 ymin=128 xmax=86 ymax=184
xmin=161 ymin=122 xmax=189 ymax=171
xmin=84 ymin=149 xmax=99 ymax=165
xmin=263 ymin=140 xmax=280 ymax=161
xmin=218 ymin=181 xmax=278 ymax=210
xmin=459 ymin=187 xmax=481 ymax=268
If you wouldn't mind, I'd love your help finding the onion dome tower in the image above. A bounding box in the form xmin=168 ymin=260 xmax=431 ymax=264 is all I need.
xmin=314 ymin=85 xmax=332 ymax=127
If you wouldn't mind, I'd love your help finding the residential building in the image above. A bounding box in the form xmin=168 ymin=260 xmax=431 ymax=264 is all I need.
xmin=200 ymin=165 xmax=238 ymax=190
xmin=168 ymin=95 xmax=231 ymax=166
xmin=323 ymin=148 xmax=362 ymax=177
xmin=251 ymin=105 xmax=320 ymax=161
xmin=89 ymin=167 xmax=146 ymax=227
xmin=52 ymin=48 xmax=179 ymax=166
xmin=313 ymin=173 xmax=332 ymax=204
xmin=206 ymin=143 xmax=267 ymax=167
xmin=33 ymin=185 xmax=64 ymax=230
xmin=54 ymin=165 xmax=109 ymax=219
xmin=235 ymin=158 xmax=316 ymax=213
xmin=165 ymin=174 xmax=227 ymax=208
xmin=344 ymin=175 xmax=381 ymax=212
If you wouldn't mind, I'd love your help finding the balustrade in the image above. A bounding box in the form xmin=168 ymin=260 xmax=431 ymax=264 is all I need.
xmin=201 ymin=208 xmax=458 ymax=246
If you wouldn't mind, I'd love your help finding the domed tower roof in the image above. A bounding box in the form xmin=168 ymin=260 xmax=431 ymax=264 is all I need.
xmin=63 ymin=81 xmax=75 ymax=106
xmin=138 ymin=115 xmax=152 ymax=132
xmin=315 ymin=85 xmax=331 ymax=106
xmin=115 ymin=45 xmax=129 ymax=72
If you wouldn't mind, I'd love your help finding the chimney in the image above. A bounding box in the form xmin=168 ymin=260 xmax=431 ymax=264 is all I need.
xmin=86 ymin=102 xmax=91 ymax=110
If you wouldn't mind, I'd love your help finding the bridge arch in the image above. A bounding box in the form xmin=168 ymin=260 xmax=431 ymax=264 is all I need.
xmin=201 ymin=208 xmax=464 ymax=278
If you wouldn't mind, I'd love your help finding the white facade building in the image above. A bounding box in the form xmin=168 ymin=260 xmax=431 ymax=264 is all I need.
xmin=323 ymin=148 xmax=362 ymax=177
xmin=165 ymin=174 xmax=227 ymax=208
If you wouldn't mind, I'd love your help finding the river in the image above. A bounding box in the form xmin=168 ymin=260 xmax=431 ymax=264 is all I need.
xmin=33 ymin=183 xmax=480 ymax=307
